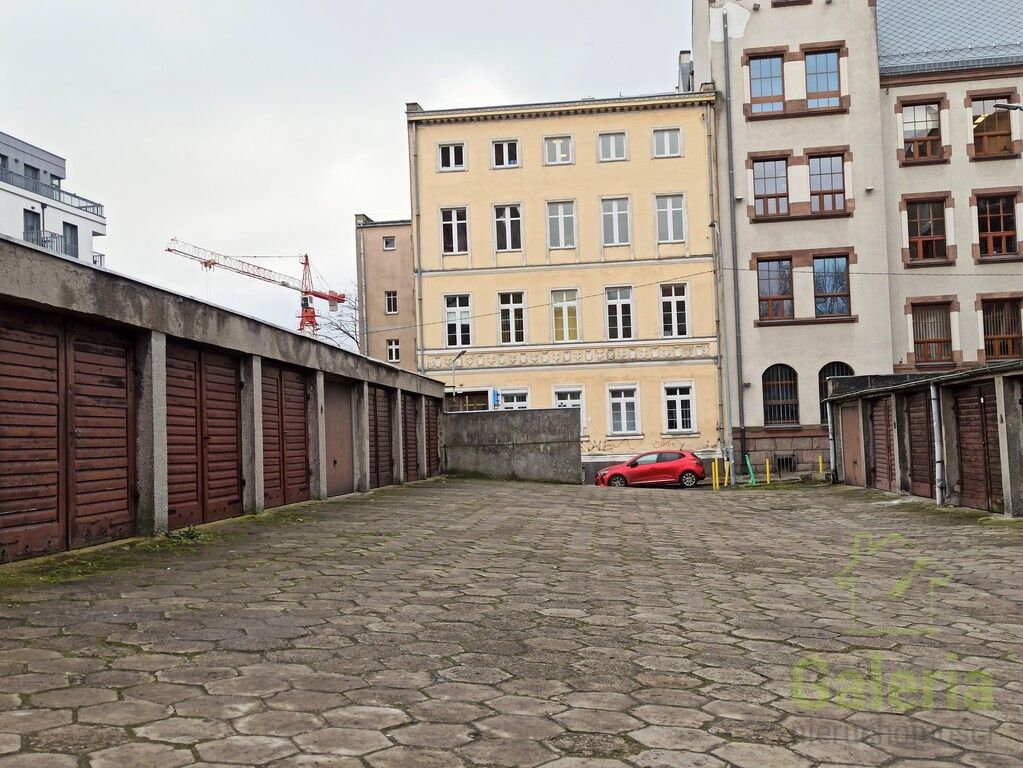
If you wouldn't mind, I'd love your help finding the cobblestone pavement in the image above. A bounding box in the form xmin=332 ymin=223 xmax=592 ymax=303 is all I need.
xmin=1 ymin=479 xmax=1022 ymax=768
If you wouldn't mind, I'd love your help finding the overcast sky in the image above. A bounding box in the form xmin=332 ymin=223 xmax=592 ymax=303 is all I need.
xmin=4 ymin=0 xmax=692 ymax=333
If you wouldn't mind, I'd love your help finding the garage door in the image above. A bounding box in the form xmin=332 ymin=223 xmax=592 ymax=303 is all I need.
xmin=402 ymin=393 xmax=419 ymax=481
xmin=165 ymin=344 xmax=243 ymax=529
xmin=368 ymin=385 xmax=393 ymax=488
xmin=955 ymin=382 xmax=1002 ymax=511
xmin=262 ymin=363 xmax=310 ymax=507
xmin=324 ymin=379 xmax=354 ymax=497
xmin=0 ymin=307 xmax=135 ymax=563
xmin=869 ymin=397 xmax=895 ymax=492
xmin=425 ymin=398 xmax=441 ymax=477
xmin=840 ymin=404 xmax=864 ymax=486
xmin=68 ymin=329 xmax=135 ymax=550
xmin=905 ymin=390 xmax=935 ymax=499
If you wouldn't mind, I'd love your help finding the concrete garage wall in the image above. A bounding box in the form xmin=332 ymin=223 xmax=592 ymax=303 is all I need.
xmin=442 ymin=408 xmax=582 ymax=484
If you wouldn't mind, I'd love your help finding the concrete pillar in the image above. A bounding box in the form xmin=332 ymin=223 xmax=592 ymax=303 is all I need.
xmin=994 ymin=375 xmax=1022 ymax=517
xmin=134 ymin=330 xmax=168 ymax=535
xmin=240 ymin=355 xmax=264 ymax=513
xmin=392 ymin=388 xmax=405 ymax=484
xmin=939 ymin=386 xmax=960 ymax=505
xmin=352 ymin=381 xmax=370 ymax=492
xmin=416 ymin=393 xmax=428 ymax=480
xmin=307 ymin=370 xmax=328 ymax=500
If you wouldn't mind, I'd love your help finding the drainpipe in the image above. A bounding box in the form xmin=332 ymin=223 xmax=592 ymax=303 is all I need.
xmin=722 ymin=12 xmax=748 ymax=463
xmin=930 ymin=383 xmax=944 ymax=505
xmin=706 ymin=104 xmax=729 ymax=465
xmin=410 ymin=121 xmax=426 ymax=375
xmin=356 ymin=224 xmax=368 ymax=355
xmin=827 ymin=401 xmax=837 ymax=479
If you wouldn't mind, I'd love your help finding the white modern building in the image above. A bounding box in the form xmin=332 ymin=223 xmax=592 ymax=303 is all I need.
xmin=0 ymin=132 xmax=106 ymax=267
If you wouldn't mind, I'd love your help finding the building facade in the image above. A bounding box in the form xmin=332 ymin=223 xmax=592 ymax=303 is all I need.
xmin=692 ymin=0 xmax=895 ymax=472
xmin=354 ymin=215 xmax=417 ymax=370
xmin=875 ymin=0 xmax=1023 ymax=375
xmin=406 ymin=94 xmax=722 ymax=473
xmin=0 ymin=131 xmax=106 ymax=267
xmin=692 ymin=0 xmax=1023 ymax=475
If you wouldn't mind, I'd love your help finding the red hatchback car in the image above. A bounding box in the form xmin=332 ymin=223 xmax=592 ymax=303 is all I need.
xmin=595 ymin=450 xmax=705 ymax=489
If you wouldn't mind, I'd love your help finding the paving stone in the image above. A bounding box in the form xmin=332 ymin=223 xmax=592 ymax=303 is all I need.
xmin=457 ymin=737 xmax=554 ymax=766
xmin=196 ymin=735 xmax=299 ymax=764
xmin=26 ymin=723 xmax=129 ymax=753
xmin=29 ymin=686 xmax=117 ymax=708
xmin=0 ymin=709 xmax=72 ymax=734
xmin=78 ymin=698 xmax=171 ymax=726
xmin=0 ymin=754 xmax=77 ymax=768
xmin=294 ymin=727 xmax=392 ymax=755
xmin=88 ymin=742 xmax=193 ymax=768
xmin=628 ymin=750 xmax=727 ymax=767
xmin=136 ymin=716 xmax=234 ymax=743
xmin=555 ymin=709 xmax=642 ymax=734
xmin=367 ymin=746 xmax=465 ymax=768
xmin=0 ymin=736 xmax=17 ymax=756
xmin=476 ymin=714 xmax=563 ymax=740
xmin=628 ymin=726 xmax=724 ymax=751
xmin=711 ymin=742 xmax=811 ymax=768
xmin=322 ymin=705 xmax=409 ymax=729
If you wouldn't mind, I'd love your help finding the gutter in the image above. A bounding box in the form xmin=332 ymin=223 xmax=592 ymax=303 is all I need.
xmin=409 ymin=120 xmax=426 ymax=375
xmin=356 ymin=224 xmax=368 ymax=355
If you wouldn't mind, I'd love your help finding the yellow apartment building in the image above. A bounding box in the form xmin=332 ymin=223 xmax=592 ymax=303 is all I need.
xmin=406 ymin=92 xmax=721 ymax=473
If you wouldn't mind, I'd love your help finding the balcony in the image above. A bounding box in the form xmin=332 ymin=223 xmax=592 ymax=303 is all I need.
xmin=24 ymin=229 xmax=79 ymax=259
xmin=1 ymin=167 xmax=104 ymax=217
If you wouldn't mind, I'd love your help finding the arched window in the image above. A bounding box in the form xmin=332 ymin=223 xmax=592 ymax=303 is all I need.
xmin=763 ymin=364 xmax=799 ymax=425
xmin=818 ymin=362 xmax=854 ymax=423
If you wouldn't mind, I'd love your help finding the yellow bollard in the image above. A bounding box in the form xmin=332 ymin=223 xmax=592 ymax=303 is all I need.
xmin=818 ymin=454 xmax=824 ymax=477
xmin=712 ymin=459 xmax=719 ymax=491
xmin=724 ymin=461 xmax=730 ymax=486
xmin=766 ymin=458 xmax=771 ymax=485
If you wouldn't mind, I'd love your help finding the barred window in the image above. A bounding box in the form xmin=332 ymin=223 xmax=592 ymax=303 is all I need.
xmin=763 ymin=364 xmax=799 ymax=425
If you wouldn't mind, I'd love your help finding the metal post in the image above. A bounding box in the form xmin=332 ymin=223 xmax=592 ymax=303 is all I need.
xmin=930 ymin=383 xmax=944 ymax=506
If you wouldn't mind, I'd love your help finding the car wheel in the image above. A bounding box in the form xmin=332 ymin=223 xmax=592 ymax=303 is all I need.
xmin=680 ymin=471 xmax=699 ymax=488
xmin=609 ymin=474 xmax=627 ymax=487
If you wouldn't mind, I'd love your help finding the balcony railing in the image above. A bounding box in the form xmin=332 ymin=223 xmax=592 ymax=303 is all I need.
xmin=24 ymin=229 xmax=79 ymax=259
xmin=92 ymin=252 xmax=105 ymax=268
xmin=1 ymin=167 xmax=104 ymax=217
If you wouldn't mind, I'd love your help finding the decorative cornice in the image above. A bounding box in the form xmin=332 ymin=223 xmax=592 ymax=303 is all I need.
xmin=424 ymin=340 xmax=715 ymax=372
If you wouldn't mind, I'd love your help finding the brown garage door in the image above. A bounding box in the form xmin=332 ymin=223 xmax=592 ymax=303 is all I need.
xmin=165 ymin=344 xmax=243 ymax=529
xmin=402 ymin=393 xmax=419 ymax=481
xmin=955 ymin=382 xmax=1003 ymax=511
xmin=840 ymin=404 xmax=864 ymax=486
xmin=0 ymin=307 xmax=135 ymax=563
xmin=262 ymin=363 xmax=310 ymax=507
xmin=0 ymin=310 xmax=65 ymax=562
xmin=905 ymin=390 xmax=935 ymax=499
xmin=324 ymin=380 xmax=354 ymax=497
xmin=368 ymin=385 xmax=393 ymax=488
xmin=425 ymin=398 xmax=441 ymax=477
xmin=869 ymin=397 xmax=895 ymax=492
xmin=68 ymin=329 xmax=135 ymax=549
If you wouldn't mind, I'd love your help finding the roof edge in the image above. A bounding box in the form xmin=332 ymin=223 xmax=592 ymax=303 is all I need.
xmin=406 ymin=92 xmax=717 ymax=123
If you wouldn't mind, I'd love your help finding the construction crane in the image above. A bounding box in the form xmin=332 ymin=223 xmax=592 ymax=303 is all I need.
xmin=167 ymin=238 xmax=345 ymax=334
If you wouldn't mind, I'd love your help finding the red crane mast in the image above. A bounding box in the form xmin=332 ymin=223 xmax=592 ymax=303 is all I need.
xmin=167 ymin=238 xmax=345 ymax=333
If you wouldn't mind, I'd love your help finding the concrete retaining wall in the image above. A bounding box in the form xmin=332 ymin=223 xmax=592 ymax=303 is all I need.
xmin=442 ymin=408 xmax=582 ymax=484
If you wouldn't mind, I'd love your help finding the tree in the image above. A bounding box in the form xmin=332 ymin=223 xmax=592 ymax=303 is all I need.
xmin=317 ymin=280 xmax=360 ymax=352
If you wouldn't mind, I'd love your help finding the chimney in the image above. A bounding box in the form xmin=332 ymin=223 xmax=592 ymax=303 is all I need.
xmin=677 ymin=50 xmax=694 ymax=93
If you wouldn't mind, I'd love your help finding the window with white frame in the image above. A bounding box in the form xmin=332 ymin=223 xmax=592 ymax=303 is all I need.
xmin=384 ymin=290 xmax=398 ymax=314
xmin=656 ymin=195 xmax=685 ymax=243
xmin=547 ymin=201 xmax=575 ymax=248
xmin=652 ymin=128 xmax=682 ymax=158
xmin=605 ymin=286 xmax=633 ymax=340
xmin=386 ymin=339 xmax=400 ymax=363
xmin=439 ymin=143 xmax=466 ymax=171
xmin=383 ymin=235 xmax=396 ymax=250
xmin=661 ymin=283 xmax=688 ymax=337
xmin=492 ymin=139 xmax=519 ymax=168
xmin=494 ymin=205 xmax=522 ymax=251
xmin=598 ymin=132 xmax=627 ymax=162
xmin=444 ymin=295 xmax=471 ymax=347
xmin=498 ymin=291 xmax=525 ymax=344
xmin=501 ymin=389 xmax=529 ymax=410
xmin=552 ymin=289 xmax=579 ymax=342
xmin=554 ymin=387 xmax=584 ymax=433
xmin=601 ymin=198 xmax=630 ymax=246
xmin=544 ymin=136 xmax=573 ymax=165
xmin=608 ymin=386 xmax=639 ymax=435
xmin=663 ymin=384 xmax=694 ymax=433
xmin=441 ymin=207 xmax=468 ymax=254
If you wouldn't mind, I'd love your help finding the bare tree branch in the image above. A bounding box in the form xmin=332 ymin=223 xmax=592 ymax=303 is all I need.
xmin=316 ymin=280 xmax=361 ymax=353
